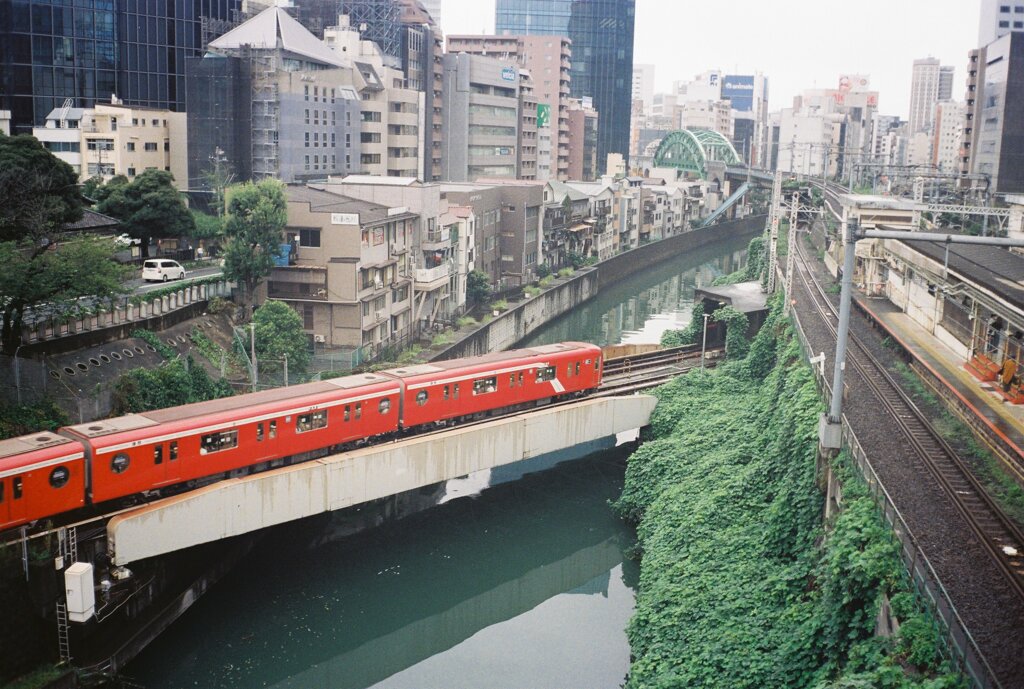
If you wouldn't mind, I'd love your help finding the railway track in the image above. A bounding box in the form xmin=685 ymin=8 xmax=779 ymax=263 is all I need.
xmin=793 ymin=239 xmax=1024 ymax=602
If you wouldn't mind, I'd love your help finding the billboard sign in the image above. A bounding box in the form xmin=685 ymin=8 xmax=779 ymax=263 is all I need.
xmin=501 ymin=67 xmax=517 ymax=82
xmin=723 ymin=75 xmax=756 ymax=112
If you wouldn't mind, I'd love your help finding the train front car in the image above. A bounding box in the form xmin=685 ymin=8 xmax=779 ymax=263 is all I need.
xmin=64 ymin=374 xmax=402 ymax=506
xmin=0 ymin=432 xmax=86 ymax=533
xmin=385 ymin=342 xmax=604 ymax=429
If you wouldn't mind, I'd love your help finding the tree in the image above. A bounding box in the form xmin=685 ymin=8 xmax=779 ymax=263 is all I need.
xmin=0 ymin=135 xmax=129 ymax=352
xmin=467 ymin=270 xmax=492 ymax=306
xmin=110 ymin=356 xmax=233 ymax=414
xmin=251 ymin=300 xmax=310 ymax=380
xmin=0 ymin=134 xmax=82 ymax=244
xmin=95 ymin=169 xmax=194 ymax=257
xmin=0 ymin=235 xmax=130 ymax=352
xmin=222 ymin=179 xmax=287 ymax=311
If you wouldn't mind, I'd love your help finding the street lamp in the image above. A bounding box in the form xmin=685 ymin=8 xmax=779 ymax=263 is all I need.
xmin=700 ymin=313 xmax=711 ymax=371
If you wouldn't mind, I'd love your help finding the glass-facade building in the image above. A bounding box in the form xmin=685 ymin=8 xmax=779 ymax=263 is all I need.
xmin=496 ymin=0 xmax=635 ymax=172
xmin=0 ymin=0 xmax=240 ymax=134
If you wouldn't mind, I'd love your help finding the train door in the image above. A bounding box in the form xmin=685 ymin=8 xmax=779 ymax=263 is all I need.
xmin=4 ymin=476 xmax=26 ymax=526
xmin=151 ymin=441 xmax=177 ymax=486
xmin=0 ymin=478 xmax=9 ymax=527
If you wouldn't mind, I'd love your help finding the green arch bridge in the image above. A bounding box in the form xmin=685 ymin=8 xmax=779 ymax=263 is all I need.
xmin=652 ymin=129 xmax=742 ymax=179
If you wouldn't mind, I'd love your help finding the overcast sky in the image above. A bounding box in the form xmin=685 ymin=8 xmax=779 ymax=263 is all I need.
xmin=439 ymin=0 xmax=981 ymax=119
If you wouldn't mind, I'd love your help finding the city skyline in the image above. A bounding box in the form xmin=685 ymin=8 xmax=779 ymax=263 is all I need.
xmin=441 ymin=0 xmax=980 ymax=120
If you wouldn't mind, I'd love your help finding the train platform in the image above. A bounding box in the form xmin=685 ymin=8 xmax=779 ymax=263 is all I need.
xmin=855 ymin=294 xmax=1024 ymax=461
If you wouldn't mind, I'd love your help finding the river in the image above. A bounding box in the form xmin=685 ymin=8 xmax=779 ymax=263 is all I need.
xmin=126 ymin=234 xmax=751 ymax=689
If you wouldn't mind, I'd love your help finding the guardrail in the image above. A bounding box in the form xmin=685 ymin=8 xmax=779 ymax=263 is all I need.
xmin=20 ymin=280 xmax=233 ymax=347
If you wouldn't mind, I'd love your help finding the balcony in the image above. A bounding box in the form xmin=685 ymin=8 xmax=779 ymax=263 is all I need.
xmin=422 ymin=227 xmax=451 ymax=250
xmin=415 ymin=263 xmax=451 ymax=291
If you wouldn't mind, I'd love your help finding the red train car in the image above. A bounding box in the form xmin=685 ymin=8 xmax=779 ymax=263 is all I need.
xmin=0 ymin=432 xmax=86 ymax=532
xmin=386 ymin=342 xmax=603 ymax=429
xmin=64 ymin=373 xmax=402 ymax=505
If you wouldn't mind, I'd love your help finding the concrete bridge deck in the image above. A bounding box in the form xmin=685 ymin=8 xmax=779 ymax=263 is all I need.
xmin=107 ymin=395 xmax=658 ymax=565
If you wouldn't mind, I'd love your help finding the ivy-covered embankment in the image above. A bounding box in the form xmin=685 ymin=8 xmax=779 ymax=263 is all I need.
xmin=615 ymin=298 xmax=962 ymax=689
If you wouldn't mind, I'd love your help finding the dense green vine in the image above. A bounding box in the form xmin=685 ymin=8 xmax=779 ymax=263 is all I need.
xmin=617 ymin=296 xmax=961 ymax=689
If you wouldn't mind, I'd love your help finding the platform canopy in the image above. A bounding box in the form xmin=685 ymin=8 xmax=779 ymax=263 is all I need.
xmin=653 ymin=129 xmax=742 ymax=179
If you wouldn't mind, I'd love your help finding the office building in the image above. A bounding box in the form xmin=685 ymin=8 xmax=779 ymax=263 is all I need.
xmin=447 ymin=34 xmax=573 ymax=180
xmin=632 ymin=64 xmax=655 ymax=117
xmin=933 ymin=100 xmax=965 ymax=172
xmin=567 ymin=98 xmax=599 ymax=181
xmin=909 ymin=58 xmax=955 ymax=134
xmin=440 ymin=52 xmax=522 ymax=182
xmin=979 ymin=0 xmax=1024 ymax=47
xmin=0 ymin=0 xmax=241 ymax=135
xmin=961 ymin=32 xmax=1024 ymax=193
xmin=722 ymin=73 xmax=769 ymax=165
xmin=187 ymin=6 xmax=363 ymax=187
xmin=496 ymin=0 xmax=635 ymax=172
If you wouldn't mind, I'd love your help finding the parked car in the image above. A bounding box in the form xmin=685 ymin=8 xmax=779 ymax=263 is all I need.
xmin=114 ymin=233 xmax=141 ymax=247
xmin=142 ymin=259 xmax=186 ymax=282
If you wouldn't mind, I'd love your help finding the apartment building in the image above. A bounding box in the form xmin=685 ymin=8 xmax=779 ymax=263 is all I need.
xmin=33 ymin=100 xmax=188 ymax=189
xmin=272 ymin=184 xmax=417 ymax=355
xmin=567 ymin=98 xmax=599 ymax=181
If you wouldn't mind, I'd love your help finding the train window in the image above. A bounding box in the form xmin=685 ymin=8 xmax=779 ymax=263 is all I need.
xmin=594 ymin=358 xmax=600 ymax=371
xmin=566 ymin=365 xmax=573 ymax=378
xmin=454 ymin=384 xmax=460 ymax=399
xmin=257 ymin=423 xmax=264 ymax=442
xmin=49 ymin=466 xmax=70 ymax=489
xmin=518 ymin=372 xmax=524 ymax=386
xmin=154 ymin=445 xmax=163 ymax=465
xmin=269 ymin=421 xmax=277 ymax=438
xmin=355 ymin=404 xmax=362 ymax=420
xmin=344 ymin=405 xmax=351 ymax=421
xmin=13 ymin=478 xmax=22 ymax=500
xmin=443 ymin=385 xmax=449 ymax=401
xmin=379 ymin=398 xmax=391 ymax=414
xmin=473 ymin=377 xmax=497 ymax=395
xmin=111 ymin=453 xmax=130 ymax=474
xmin=536 ymin=366 xmax=556 ymax=382
xmin=200 ymin=431 xmax=238 ymax=454
xmin=416 ymin=390 xmax=428 ymax=406
xmin=509 ymin=374 xmax=515 ymax=387
xmin=297 ymin=410 xmax=328 ymax=433
xmin=575 ymin=362 xmax=580 ymax=376
xmin=170 ymin=442 xmax=178 ymax=460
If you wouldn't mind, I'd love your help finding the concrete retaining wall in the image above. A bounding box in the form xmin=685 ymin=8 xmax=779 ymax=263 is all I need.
xmin=107 ymin=395 xmax=657 ymax=565
xmin=431 ymin=215 xmax=766 ymax=361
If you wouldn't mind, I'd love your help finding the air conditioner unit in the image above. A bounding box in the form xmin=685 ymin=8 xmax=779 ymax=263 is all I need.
xmin=375 ymin=311 xmax=385 ymax=322
xmin=314 ymin=334 xmax=326 ymax=343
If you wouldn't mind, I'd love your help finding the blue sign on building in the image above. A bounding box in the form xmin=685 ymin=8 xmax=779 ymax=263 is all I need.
xmin=722 ymin=75 xmax=756 ymax=112
xmin=501 ymin=67 xmax=517 ymax=82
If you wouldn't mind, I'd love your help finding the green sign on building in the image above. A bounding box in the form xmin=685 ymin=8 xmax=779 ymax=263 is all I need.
xmin=537 ymin=103 xmax=551 ymax=128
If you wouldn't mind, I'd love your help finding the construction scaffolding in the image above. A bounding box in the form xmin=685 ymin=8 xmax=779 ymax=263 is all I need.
xmin=250 ymin=49 xmax=281 ymax=180
xmin=342 ymin=0 xmax=401 ymax=58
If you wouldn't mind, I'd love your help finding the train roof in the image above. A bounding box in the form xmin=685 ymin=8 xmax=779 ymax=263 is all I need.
xmin=0 ymin=432 xmax=76 ymax=460
xmin=65 ymin=373 xmax=400 ymax=438
xmin=382 ymin=342 xmax=598 ymax=377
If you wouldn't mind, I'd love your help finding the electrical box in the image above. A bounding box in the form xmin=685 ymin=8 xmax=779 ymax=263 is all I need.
xmin=65 ymin=562 xmax=95 ymax=623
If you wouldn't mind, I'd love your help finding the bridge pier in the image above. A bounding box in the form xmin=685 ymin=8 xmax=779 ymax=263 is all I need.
xmin=107 ymin=395 xmax=658 ymax=566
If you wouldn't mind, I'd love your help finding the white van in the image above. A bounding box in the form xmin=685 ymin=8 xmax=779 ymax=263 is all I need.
xmin=142 ymin=259 xmax=186 ymax=282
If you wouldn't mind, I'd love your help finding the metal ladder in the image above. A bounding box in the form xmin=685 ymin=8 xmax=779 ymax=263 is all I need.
xmin=56 ymin=601 xmax=71 ymax=663
xmin=58 ymin=526 xmax=78 ymax=566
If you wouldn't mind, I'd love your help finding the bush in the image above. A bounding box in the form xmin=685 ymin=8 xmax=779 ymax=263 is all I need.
xmin=110 ymin=356 xmax=232 ymax=414
xmin=536 ymin=263 xmax=551 ymax=279
xmin=557 ymin=267 xmax=574 ymax=278
xmin=456 ymin=316 xmax=478 ymax=329
xmin=539 ymin=275 xmax=554 ymax=288
xmin=524 ymin=286 xmax=541 ymax=298
xmin=489 ymin=299 xmax=509 ymax=312
xmin=0 ymin=400 xmax=69 ymax=440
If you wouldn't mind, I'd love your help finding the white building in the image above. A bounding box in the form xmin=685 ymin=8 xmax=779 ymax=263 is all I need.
xmin=932 ymin=100 xmax=965 ymax=173
xmin=632 ymin=63 xmax=655 ymax=117
xmin=909 ymin=58 xmax=954 ymax=134
xmin=979 ymin=0 xmax=1024 ymax=47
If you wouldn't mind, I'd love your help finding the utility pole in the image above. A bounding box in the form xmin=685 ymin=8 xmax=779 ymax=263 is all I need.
xmin=700 ymin=313 xmax=711 ymax=370
xmin=250 ymin=322 xmax=258 ymax=392
xmin=766 ymin=167 xmax=784 ymax=294
xmin=783 ymin=193 xmax=800 ymax=315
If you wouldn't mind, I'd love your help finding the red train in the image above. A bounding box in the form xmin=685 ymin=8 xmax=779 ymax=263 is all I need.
xmin=0 ymin=342 xmax=603 ymax=533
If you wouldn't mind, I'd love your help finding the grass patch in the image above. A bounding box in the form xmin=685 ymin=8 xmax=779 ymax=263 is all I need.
xmin=456 ymin=316 xmax=478 ymax=329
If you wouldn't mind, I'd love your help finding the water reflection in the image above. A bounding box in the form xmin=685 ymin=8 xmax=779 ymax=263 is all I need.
xmin=522 ymin=235 xmax=751 ymax=347
xmin=127 ymin=450 xmax=637 ymax=689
